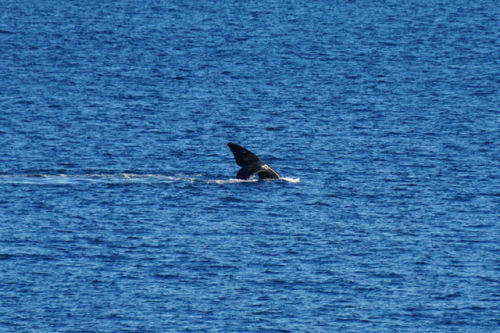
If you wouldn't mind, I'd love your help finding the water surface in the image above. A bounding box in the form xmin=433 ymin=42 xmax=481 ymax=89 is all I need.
xmin=0 ymin=1 xmax=499 ymax=332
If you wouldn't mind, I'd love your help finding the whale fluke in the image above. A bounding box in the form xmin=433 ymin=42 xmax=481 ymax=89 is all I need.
xmin=227 ymin=143 xmax=281 ymax=180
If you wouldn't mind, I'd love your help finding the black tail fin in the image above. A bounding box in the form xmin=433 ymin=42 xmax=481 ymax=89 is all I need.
xmin=227 ymin=143 xmax=262 ymax=167
xmin=227 ymin=143 xmax=280 ymax=180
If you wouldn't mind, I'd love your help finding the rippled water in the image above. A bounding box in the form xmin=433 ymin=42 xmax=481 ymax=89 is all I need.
xmin=1 ymin=1 xmax=499 ymax=332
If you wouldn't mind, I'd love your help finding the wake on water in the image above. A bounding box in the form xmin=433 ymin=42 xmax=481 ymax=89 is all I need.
xmin=0 ymin=173 xmax=300 ymax=185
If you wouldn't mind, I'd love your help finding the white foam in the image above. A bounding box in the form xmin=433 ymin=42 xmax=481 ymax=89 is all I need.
xmin=280 ymin=177 xmax=301 ymax=183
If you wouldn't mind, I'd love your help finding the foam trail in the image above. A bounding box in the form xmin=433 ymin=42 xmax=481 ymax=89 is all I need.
xmin=0 ymin=174 xmax=300 ymax=185
xmin=207 ymin=178 xmax=259 ymax=184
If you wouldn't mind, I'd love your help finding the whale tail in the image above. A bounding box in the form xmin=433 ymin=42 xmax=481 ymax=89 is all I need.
xmin=227 ymin=143 xmax=281 ymax=180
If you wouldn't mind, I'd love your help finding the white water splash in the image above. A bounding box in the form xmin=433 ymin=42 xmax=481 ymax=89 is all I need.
xmin=280 ymin=177 xmax=301 ymax=183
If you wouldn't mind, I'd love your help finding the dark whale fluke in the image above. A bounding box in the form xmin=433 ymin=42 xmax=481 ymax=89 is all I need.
xmin=227 ymin=143 xmax=281 ymax=180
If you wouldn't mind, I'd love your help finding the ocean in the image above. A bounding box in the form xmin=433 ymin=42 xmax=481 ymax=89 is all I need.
xmin=0 ymin=1 xmax=499 ymax=332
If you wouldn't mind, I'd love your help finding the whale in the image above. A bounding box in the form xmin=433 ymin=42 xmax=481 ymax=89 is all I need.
xmin=227 ymin=143 xmax=281 ymax=180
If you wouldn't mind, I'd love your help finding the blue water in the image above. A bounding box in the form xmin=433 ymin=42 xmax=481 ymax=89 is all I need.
xmin=1 ymin=1 xmax=499 ymax=332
